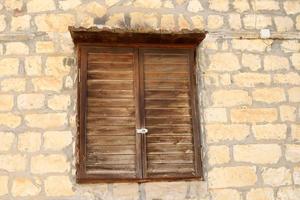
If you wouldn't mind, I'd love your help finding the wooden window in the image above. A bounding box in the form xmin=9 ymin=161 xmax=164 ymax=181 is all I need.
xmin=73 ymin=28 xmax=205 ymax=183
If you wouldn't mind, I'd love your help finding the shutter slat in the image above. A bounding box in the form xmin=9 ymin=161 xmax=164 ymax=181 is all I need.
xmin=145 ymin=72 xmax=189 ymax=80
xmin=88 ymin=90 xmax=133 ymax=98
xmin=89 ymin=63 xmax=133 ymax=71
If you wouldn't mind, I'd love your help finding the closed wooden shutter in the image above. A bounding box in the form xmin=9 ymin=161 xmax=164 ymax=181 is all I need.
xmin=140 ymin=49 xmax=201 ymax=179
xmin=78 ymin=47 xmax=140 ymax=180
xmin=77 ymin=46 xmax=202 ymax=182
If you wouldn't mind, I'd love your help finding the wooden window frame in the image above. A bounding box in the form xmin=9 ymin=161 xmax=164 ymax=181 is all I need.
xmin=71 ymin=28 xmax=206 ymax=183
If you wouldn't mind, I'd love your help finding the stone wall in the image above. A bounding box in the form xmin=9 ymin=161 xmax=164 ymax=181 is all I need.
xmin=0 ymin=0 xmax=299 ymax=199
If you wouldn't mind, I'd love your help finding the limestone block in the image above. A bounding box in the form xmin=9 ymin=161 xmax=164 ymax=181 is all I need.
xmin=231 ymin=108 xmax=277 ymax=123
xmin=208 ymin=145 xmax=230 ymax=165
xmin=232 ymin=0 xmax=250 ymax=12
xmin=187 ymin=0 xmax=203 ymax=12
xmin=24 ymin=56 xmax=42 ymax=76
xmin=206 ymin=124 xmax=250 ymax=143
xmin=161 ymin=14 xmax=175 ymax=30
xmin=209 ymin=0 xmax=229 ymax=11
xmin=0 ymin=154 xmax=26 ymax=172
xmin=0 ymin=95 xmax=13 ymax=111
xmin=252 ymin=88 xmax=286 ymax=103
xmin=11 ymin=177 xmax=41 ymax=196
xmin=43 ymin=131 xmax=73 ymax=151
xmin=133 ymin=0 xmax=161 ymax=8
xmin=47 ymin=95 xmax=71 ymax=111
xmin=27 ymin=0 xmax=55 ymax=12
xmin=35 ymin=41 xmax=55 ymax=53
xmin=31 ymin=154 xmax=70 ymax=174
xmin=5 ymin=42 xmax=29 ymax=55
xmin=233 ymin=73 xmax=271 ymax=87
xmin=284 ymin=1 xmax=300 ymax=14
xmin=246 ymin=188 xmax=274 ymax=200
xmin=25 ymin=113 xmax=67 ymax=129
xmin=280 ymin=105 xmax=296 ymax=122
xmin=208 ymin=166 xmax=257 ymax=188
xmin=211 ymin=90 xmax=251 ymax=107
xmin=44 ymin=176 xmax=74 ymax=196
xmin=35 ymin=14 xmax=75 ymax=32
xmin=262 ymin=167 xmax=292 ymax=187
xmin=11 ymin=15 xmax=30 ymax=31
xmin=17 ymin=94 xmax=45 ymax=110
xmin=0 ymin=113 xmax=21 ymax=128
xmin=291 ymin=53 xmax=300 ymax=70
xmin=264 ymin=55 xmax=290 ymax=71
xmin=0 ymin=132 xmax=14 ymax=151
xmin=207 ymin=15 xmax=223 ymax=29
xmin=273 ymin=73 xmax=300 ymax=85
xmin=209 ymin=53 xmax=240 ymax=71
xmin=288 ymin=87 xmax=300 ymax=102
xmin=242 ymin=53 xmax=261 ymax=71
xmin=18 ymin=132 xmax=41 ymax=152
xmin=211 ymin=189 xmax=241 ymax=200
xmin=285 ymin=144 xmax=300 ymax=163
xmin=233 ymin=144 xmax=281 ymax=164
xmin=204 ymin=108 xmax=227 ymax=123
xmin=252 ymin=124 xmax=287 ymax=140
xmin=32 ymin=77 xmax=62 ymax=92
xmin=0 ymin=58 xmax=19 ymax=77
xmin=274 ymin=16 xmax=294 ymax=32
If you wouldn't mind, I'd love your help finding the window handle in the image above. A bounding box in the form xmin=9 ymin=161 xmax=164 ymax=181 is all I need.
xmin=136 ymin=128 xmax=148 ymax=134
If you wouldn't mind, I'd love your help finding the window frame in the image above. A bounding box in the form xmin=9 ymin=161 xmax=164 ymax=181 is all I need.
xmin=76 ymin=42 xmax=203 ymax=183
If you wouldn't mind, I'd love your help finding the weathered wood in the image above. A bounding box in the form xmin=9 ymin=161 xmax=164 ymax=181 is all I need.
xmin=88 ymin=90 xmax=134 ymax=98
xmin=83 ymin=47 xmax=138 ymax=180
xmin=69 ymin=27 xmax=206 ymax=45
xmin=145 ymin=72 xmax=189 ymax=80
xmin=145 ymin=90 xmax=189 ymax=99
xmin=141 ymin=49 xmax=199 ymax=179
xmin=87 ymin=135 xmax=136 ymax=145
xmin=77 ymin=44 xmax=203 ymax=183
xmin=88 ymin=71 xmax=133 ymax=80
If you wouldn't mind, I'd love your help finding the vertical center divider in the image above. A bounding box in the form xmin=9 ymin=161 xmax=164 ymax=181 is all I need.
xmin=138 ymin=48 xmax=147 ymax=179
xmin=134 ymin=48 xmax=147 ymax=179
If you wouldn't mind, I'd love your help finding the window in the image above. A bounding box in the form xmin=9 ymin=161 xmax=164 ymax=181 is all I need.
xmin=72 ymin=28 xmax=205 ymax=183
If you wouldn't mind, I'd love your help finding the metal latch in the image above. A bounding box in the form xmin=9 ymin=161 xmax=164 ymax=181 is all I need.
xmin=136 ymin=128 xmax=148 ymax=134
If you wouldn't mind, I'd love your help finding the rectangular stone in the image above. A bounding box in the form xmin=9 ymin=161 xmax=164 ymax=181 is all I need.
xmin=32 ymin=77 xmax=62 ymax=92
xmin=0 ymin=154 xmax=26 ymax=172
xmin=262 ymin=167 xmax=292 ymax=187
xmin=231 ymin=108 xmax=278 ymax=123
xmin=252 ymin=124 xmax=287 ymax=140
xmin=0 ymin=94 xmax=14 ymax=111
xmin=31 ymin=154 xmax=69 ymax=174
xmin=208 ymin=166 xmax=257 ymax=188
xmin=44 ymin=176 xmax=74 ymax=196
xmin=233 ymin=144 xmax=281 ymax=164
xmin=206 ymin=124 xmax=250 ymax=143
xmin=212 ymin=90 xmax=251 ymax=107
xmin=252 ymin=88 xmax=286 ymax=103
xmin=285 ymin=144 xmax=300 ymax=163
xmin=233 ymin=73 xmax=271 ymax=87
xmin=0 ymin=58 xmax=19 ymax=77
xmin=0 ymin=113 xmax=21 ymax=128
xmin=1 ymin=78 xmax=26 ymax=92
xmin=204 ymin=108 xmax=227 ymax=123
xmin=25 ymin=113 xmax=67 ymax=129
xmin=17 ymin=94 xmax=45 ymax=110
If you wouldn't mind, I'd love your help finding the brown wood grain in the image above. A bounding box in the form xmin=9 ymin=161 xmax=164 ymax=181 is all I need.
xmin=77 ymin=44 xmax=202 ymax=183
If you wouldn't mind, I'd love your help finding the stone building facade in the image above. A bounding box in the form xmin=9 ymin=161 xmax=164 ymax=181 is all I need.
xmin=0 ymin=0 xmax=300 ymax=199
